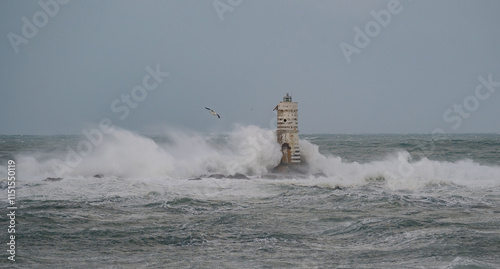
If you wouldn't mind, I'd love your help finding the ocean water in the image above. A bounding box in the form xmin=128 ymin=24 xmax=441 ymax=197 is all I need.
xmin=1 ymin=126 xmax=499 ymax=268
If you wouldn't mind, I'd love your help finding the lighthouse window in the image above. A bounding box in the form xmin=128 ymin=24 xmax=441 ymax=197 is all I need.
xmin=283 ymin=119 xmax=287 ymax=122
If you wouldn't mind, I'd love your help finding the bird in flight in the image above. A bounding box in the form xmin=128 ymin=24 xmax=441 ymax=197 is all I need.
xmin=205 ymin=107 xmax=220 ymax=119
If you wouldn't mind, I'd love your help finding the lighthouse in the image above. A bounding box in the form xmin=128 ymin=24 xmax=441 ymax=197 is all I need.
xmin=274 ymin=93 xmax=300 ymax=164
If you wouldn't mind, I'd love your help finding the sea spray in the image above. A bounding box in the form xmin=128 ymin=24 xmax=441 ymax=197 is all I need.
xmin=10 ymin=125 xmax=282 ymax=180
xmin=299 ymin=137 xmax=500 ymax=190
xmin=2 ymin=127 xmax=499 ymax=192
xmin=1 ymin=131 xmax=499 ymax=268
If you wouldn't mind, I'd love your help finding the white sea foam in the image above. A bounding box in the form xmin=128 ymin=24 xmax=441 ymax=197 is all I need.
xmin=2 ymin=126 xmax=499 ymax=192
xmin=9 ymin=125 xmax=281 ymax=181
xmin=299 ymin=138 xmax=500 ymax=190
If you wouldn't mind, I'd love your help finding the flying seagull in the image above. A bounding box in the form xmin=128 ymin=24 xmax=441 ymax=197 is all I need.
xmin=205 ymin=107 xmax=220 ymax=119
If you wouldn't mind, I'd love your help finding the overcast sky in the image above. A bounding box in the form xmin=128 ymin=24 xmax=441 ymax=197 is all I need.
xmin=1 ymin=0 xmax=499 ymax=135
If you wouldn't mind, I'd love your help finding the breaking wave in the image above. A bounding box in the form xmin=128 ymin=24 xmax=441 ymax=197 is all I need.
xmin=2 ymin=125 xmax=499 ymax=190
xmin=9 ymin=125 xmax=281 ymax=180
xmin=300 ymin=139 xmax=500 ymax=190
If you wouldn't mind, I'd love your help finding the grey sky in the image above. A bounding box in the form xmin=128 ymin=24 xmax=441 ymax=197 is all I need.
xmin=1 ymin=0 xmax=499 ymax=135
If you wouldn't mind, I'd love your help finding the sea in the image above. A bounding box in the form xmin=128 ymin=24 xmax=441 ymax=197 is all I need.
xmin=1 ymin=126 xmax=499 ymax=268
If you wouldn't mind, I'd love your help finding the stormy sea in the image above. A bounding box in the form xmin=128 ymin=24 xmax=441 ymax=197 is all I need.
xmin=1 ymin=126 xmax=499 ymax=268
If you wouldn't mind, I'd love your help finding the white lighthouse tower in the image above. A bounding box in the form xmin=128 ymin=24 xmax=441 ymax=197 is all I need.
xmin=274 ymin=93 xmax=300 ymax=164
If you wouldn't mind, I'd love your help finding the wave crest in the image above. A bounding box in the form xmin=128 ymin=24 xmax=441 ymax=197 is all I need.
xmin=9 ymin=125 xmax=281 ymax=180
xmin=2 ymin=126 xmax=499 ymax=191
